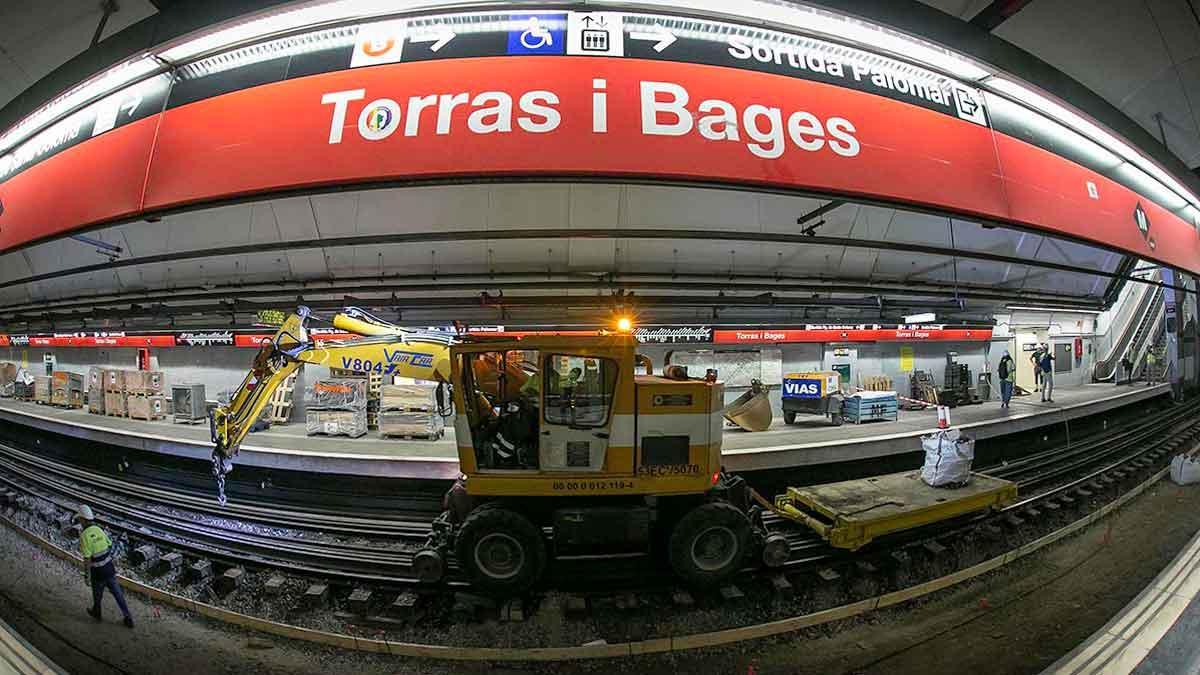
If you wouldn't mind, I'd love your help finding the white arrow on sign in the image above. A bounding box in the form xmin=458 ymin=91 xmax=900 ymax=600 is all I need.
xmin=410 ymin=28 xmax=456 ymax=52
xmin=120 ymin=94 xmax=142 ymax=118
xmin=630 ymin=24 xmax=676 ymax=52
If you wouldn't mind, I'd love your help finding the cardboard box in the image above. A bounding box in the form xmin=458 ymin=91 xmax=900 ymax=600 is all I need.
xmin=127 ymin=395 xmax=165 ymax=421
xmin=104 ymin=391 xmax=127 ymax=416
xmin=379 ymin=410 xmax=444 ymax=439
xmin=104 ymin=369 xmax=124 ymax=392
xmin=380 ymin=384 xmax=437 ymax=412
xmin=305 ymin=409 xmax=367 ymax=438
xmin=123 ymin=370 xmax=164 ymax=394
xmin=34 ymin=376 xmax=52 ymax=403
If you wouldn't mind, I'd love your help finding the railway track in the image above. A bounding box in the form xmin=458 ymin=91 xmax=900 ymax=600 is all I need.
xmin=1 ymin=398 xmax=1197 ymax=605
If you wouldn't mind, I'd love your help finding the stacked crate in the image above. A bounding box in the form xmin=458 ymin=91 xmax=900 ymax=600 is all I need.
xmin=87 ymin=367 xmax=105 ymax=414
xmin=103 ymin=369 xmax=127 ymax=417
xmin=171 ymin=384 xmax=207 ymax=424
xmin=305 ymin=378 xmax=368 ymax=438
xmin=0 ymin=362 xmax=16 ymax=398
xmin=33 ymin=375 xmax=52 ymax=404
xmin=328 ymin=367 xmax=383 ymax=429
xmin=125 ymin=371 xmax=166 ymax=420
xmin=51 ymin=371 xmax=85 ymax=408
xmin=378 ymin=384 xmax=444 ymax=440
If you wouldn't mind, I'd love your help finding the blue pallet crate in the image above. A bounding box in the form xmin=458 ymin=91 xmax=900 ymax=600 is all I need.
xmin=842 ymin=393 xmax=899 ymax=423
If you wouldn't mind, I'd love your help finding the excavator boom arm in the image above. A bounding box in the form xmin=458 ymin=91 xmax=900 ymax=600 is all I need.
xmin=210 ymin=308 xmax=453 ymax=469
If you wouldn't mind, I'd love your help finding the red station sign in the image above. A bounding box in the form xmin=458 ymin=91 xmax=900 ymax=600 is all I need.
xmin=1 ymin=54 xmax=1197 ymax=274
xmin=713 ymin=327 xmax=992 ymax=344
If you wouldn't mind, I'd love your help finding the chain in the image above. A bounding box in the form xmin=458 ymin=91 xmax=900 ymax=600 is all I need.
xmin=211 ymin=451 xmax=230 ymax=506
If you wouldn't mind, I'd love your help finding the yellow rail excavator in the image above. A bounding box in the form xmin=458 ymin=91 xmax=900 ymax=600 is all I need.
xmin=212 ymin=306 xmax=763 ymax=594
xmin=212 ymin=307 xmax=1017 ymax=596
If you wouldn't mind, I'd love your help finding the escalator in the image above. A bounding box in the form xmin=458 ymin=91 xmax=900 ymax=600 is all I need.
xmin=1093 ymin=271 xmax=1165 ymax=382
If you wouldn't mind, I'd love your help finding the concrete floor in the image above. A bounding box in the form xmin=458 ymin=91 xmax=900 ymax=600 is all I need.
xmin=0 ymin=382 xmax=1171 ymax=478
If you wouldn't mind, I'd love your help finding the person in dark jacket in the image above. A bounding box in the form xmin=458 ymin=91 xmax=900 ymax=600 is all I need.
xmin=77 ymin=505 xmax=134 ymax=628
xmin=998 ymin=351 xmax=1016 ymax=408
xmin=1030 ymin=346 xmax=1044 ymax=392
xmin=1120 ymin=354 xmax=1133 ymax=385
xmin=1039 ymin=348 xmax=1055 ymax=403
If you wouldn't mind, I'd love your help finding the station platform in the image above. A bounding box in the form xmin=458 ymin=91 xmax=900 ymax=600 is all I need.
xmin=0 ymin=383 xmax=1171 ymax=479
xmin=1043 ymin=525 xmax=1200 ymax=674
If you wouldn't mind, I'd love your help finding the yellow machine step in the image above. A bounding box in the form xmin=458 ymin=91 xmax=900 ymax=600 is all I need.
xmin=774 ymin=471 xmax=1017 ymax=550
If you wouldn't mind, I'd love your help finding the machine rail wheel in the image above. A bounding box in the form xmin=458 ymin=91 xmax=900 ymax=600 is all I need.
xmin=783 ymin=410 xmax=797 ymax=425
xmin=668 ymin=501 xmax=751 ymax=586
xmin=455 ymin=505 xmax=545 ymax=595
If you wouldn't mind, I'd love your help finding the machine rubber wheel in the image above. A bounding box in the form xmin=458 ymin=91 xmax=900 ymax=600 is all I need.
xmin=831 ymin=413 xmax=844 ymax=426
xmin=455 ymin=505 xmax=546 ymax=596
xmin=668 ymin=501 xmax=751 ymax=586
xmin=783 ymin=410 xmax=797 ymax=425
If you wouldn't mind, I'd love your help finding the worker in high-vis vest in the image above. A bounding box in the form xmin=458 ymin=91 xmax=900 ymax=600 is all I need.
xmin=77 ymin=505 xmax=134 ymax=628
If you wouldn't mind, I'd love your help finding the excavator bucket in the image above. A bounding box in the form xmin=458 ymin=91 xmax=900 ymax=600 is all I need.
xmin=723 ymin=379 xmax=773 ymax=431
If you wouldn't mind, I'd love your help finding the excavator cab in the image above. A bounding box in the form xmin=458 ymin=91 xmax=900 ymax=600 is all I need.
xmin=452 ymin=339 xmax=625 ymax=478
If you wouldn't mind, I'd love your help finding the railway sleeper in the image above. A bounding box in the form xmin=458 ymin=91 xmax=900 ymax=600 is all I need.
xmin=719 ymin=585 xmax=745 ymax=602
xmin=345 ymin=588 xmax=372 ymax=615
xmin=922 ymin=541 xmax=949 ymax=558
xmin=150 ymin=551 xmax=183 ymax=577
xmin=185 ymin=559 xmax=213 ymax=583
xmin=302 ymin=583 xmax=330 ymax=609
xmin=263 ymin=574 xmax=287 ymax=596
xmin=563 ymin=594 xmax=588 ymax=616
xmin=389 ymin=591 xmax=422 ymax=620
xmin=212 ymin=567 xmax=244 ymax=597
xmin=500 ymin=599 xmax=526 ymax=622
xmin=672 ymin=589 xmax=695 ymax=607
xmin=608 ymin=591 xmax=637 ymax=611
xmin=817 ymin=567 xmax=841 ymax=582
xmin=770 ymin=573 xmax=794 ymax=596
xmin=129 ymin=544 xmax=158 ymax=567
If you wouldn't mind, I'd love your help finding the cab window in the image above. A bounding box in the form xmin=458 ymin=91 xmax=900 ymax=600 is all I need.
xmin=543 ymin=354 xmax=617 ymax=428
xmin=460 ymin=350 xmax=540 ymax=470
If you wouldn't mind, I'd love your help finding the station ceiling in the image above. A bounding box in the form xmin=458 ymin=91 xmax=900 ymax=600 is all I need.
xmin=919 ymin=0 xmax=1200 ymax=172
xmin=0 ymin=1 xmax=158 ymax=110
xmin=0 ymin=182 xmax=1129 ymax=331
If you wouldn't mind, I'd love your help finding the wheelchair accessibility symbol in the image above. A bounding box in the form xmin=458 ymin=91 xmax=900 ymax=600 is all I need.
xmin=521 ymin=17 xmax=553 ymax=49
xmin=507 ymin=13 xmax=565 ymax=55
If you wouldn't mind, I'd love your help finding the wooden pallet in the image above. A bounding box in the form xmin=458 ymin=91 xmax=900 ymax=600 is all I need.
xmin=268 ymin=369 xmax=300 ymax=424
xmin=380 ymin=430 xmax=445 ymax=441
xmin=861 ymin=375 xmax=893 ymax=391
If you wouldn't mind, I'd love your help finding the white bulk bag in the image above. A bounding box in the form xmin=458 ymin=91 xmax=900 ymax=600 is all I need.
xmin=1171 ymin=455 xmax=1200 ymax=486
xmin=921 ymin=429 xmax=975 ymax=487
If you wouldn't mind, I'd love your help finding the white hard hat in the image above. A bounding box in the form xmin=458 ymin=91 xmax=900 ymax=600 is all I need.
xmin=76 ymin=505 xmax=94 ymax=521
